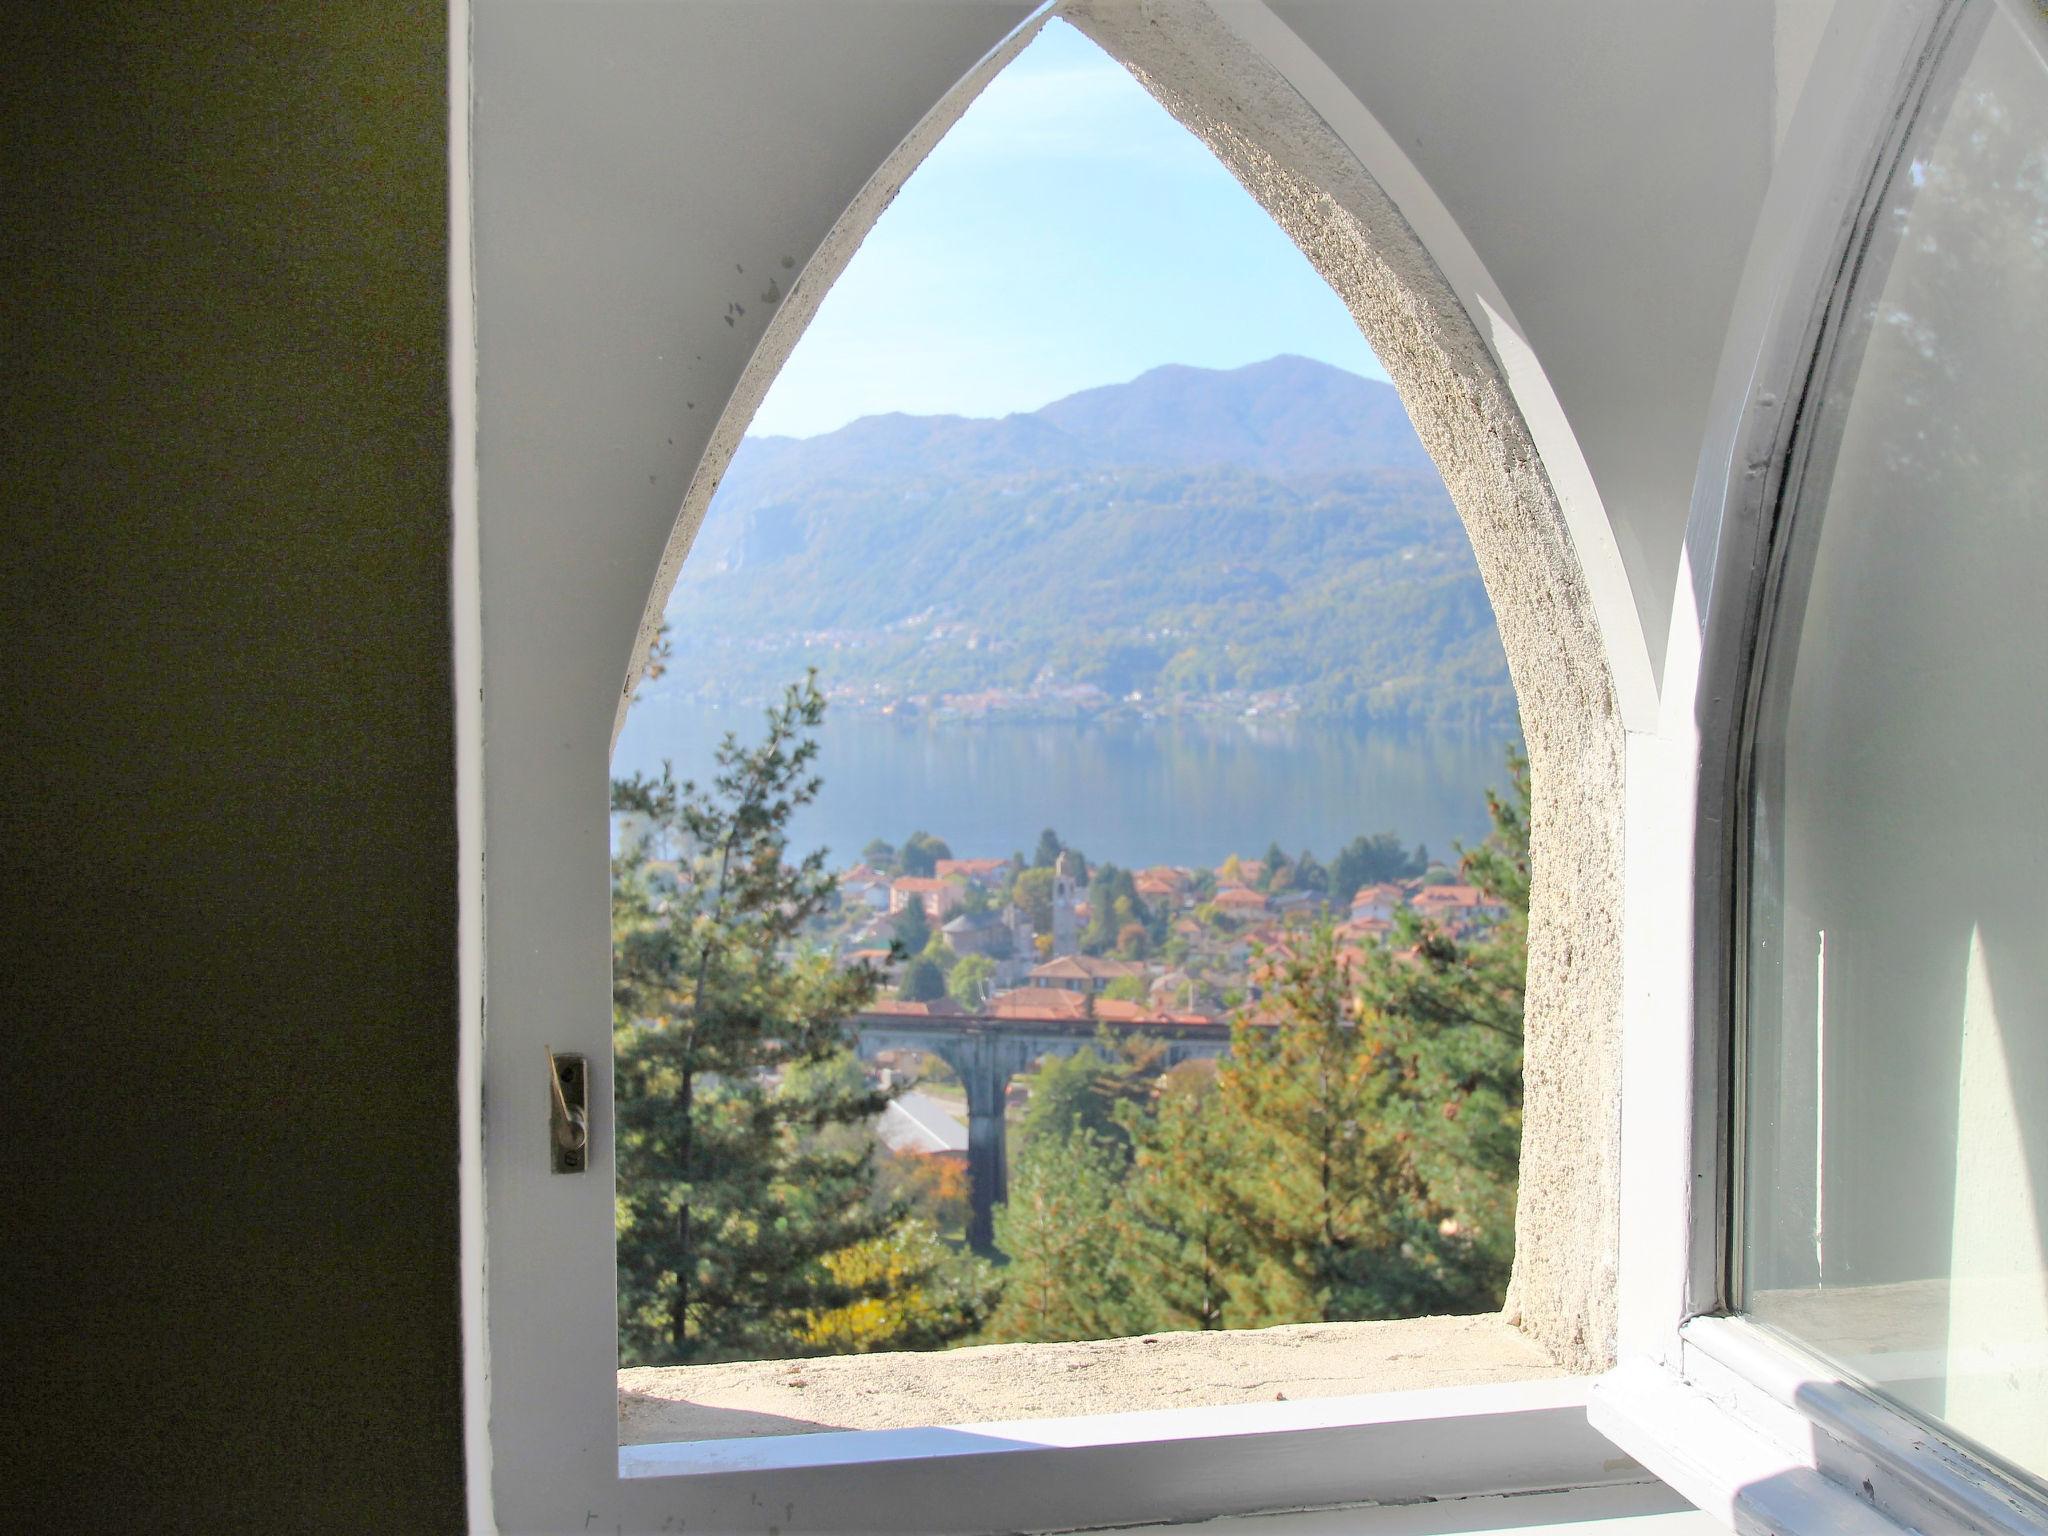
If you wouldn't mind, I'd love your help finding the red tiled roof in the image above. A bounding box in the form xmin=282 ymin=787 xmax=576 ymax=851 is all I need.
xmin=986 ymin=987 xmax=1090 ymax=1018
xmin=1090 ymin=1000 xmax=1226 ymax=1028
xmin=1350 ymin=883 xmax=1408 ymax=907
xmin=863 ymin=996 xmax=969 ymax=1018
xmin=1413 ymin=884 xmax=1496 ymax=909
xmin=1091 ymin=998 xmax=1151 ymax=1023
xmin=1029 ymin=954 xmax=1147 ymax=981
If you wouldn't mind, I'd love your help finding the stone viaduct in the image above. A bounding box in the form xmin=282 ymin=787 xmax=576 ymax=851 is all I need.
xmin=851 ymin=1012 xmax=1234 ymax=1250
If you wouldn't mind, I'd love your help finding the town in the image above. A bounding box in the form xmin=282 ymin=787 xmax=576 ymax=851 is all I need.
xmin=614 ymin=806 xmax=1514 ymax=1229
xmin=608 ymin=682 xmax=1531 ymax=1357
xmin=616 ymin=816 xmax=1511 ymax=1034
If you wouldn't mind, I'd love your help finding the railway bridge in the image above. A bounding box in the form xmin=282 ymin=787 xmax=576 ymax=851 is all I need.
xmin=850 ymin=1011 xmax=1233 ymax=1250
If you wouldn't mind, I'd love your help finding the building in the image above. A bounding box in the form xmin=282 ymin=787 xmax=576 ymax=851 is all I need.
xmin=888 ymin=875 xmax=965 ymax=922
xmin=984 ymin=986 xmax=1092 ymax=1022
xmin=1411 ymin=883 xmax=1509 ymax=934
xmin=940 ymin=909 xmax=1014 ymax=959
xmin=842 ymin=946 xmax=900 ymax=980
xmin=1026 ymin=953 xmax=1152 ymax=995
xmin=1336 ymin=916 xmax=1396 ymax=948
xmin=1135 ymin=866 xmax=1191 ymax=906
xmin=840 ymin=863 xmax=893 ymax=910
xmin=1350 ymin=882 xmax=1411 ymax=922
xmin=876 ymin=1093 xmax=970 ymax=1160
xmin=1212 ymin=886 xmax=1270 ymax=920
xmin=934 ymin=856 xmax=1010 ymax=887
xmin=1050 ymin=848 xmax=1083 ymax=956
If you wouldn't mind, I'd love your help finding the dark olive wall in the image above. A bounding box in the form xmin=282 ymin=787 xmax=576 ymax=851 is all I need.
xmin=3 ymin=4 xmax=466 ymax=1529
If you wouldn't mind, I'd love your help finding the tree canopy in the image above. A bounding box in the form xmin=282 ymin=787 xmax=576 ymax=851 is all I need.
xmin=610 ymin=676 xmax=992 ymax=1363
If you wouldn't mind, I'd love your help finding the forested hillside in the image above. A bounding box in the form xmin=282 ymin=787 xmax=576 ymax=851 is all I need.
xmin=659 ymin=356 xmax=1515 ymax=731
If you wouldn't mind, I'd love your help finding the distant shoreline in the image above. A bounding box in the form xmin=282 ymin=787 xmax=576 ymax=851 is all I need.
xmin=643 ymin=685 xmax=1521 ymax=737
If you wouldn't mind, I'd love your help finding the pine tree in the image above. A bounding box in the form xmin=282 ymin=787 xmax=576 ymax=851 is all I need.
xmin=1211 ymin=925 xmax=1425 ymax=1326
xmin=1114 ymin=1062 xmax=1247 ymax=1331
xmin=1261 ymin=841 xmax=1290 ymax=891
xmin=985 ymin=1130 xmax=1139 ymax=1342
xmin=897 ymin=955 xmax=946 ymax=1002
xmin=612 ymin=675 xmax=955 ymax=1364
xmin=891 ymin=897 xmax=932 ymax=957
xmin=1328 ymin=831 xmax=1425 ymax=908
xmin=1353 ymin=745 xmax=1530 ymax=1310
xmin=1293 ymin=848 xmax=1329 ymax=897
xmin=900 ymin=830 xmax=952 ymax=877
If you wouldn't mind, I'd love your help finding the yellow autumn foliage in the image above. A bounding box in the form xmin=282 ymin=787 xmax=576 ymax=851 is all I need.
xmin=798 ymin=1218 xmax=988 ymax=1352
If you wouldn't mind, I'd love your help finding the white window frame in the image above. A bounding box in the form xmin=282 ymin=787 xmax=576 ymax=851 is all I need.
xmin=1587 ymin=4 xmax=2048 ymax=1534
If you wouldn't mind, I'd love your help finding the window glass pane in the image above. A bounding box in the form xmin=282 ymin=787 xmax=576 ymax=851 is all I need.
xmin=1741 ymin=2 xmax=2048 ymax=1483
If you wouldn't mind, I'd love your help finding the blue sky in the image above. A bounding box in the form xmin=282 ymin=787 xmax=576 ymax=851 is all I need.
xmin=747 ymin=19 xmax=1389 ymax=440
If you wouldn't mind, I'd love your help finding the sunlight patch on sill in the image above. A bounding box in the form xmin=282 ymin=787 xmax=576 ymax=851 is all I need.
xmin=619 ymin=1312 xmax=1564 ymax=1444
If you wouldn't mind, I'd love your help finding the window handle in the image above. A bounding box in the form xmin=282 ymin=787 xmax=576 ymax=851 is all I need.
xmin=545 ymin=1045 xmax=587 ymax=1173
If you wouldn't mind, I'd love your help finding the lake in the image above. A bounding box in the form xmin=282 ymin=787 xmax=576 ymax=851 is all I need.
xmin=614 ymin=696 xmax=1519 ymax=872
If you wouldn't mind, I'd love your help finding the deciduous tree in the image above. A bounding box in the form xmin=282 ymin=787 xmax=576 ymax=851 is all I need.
xmin=1012 ymin=866 xmax=1056 ymax=935
xmin=947 ymin=953 xmax=996 ymax=1009
xmin=799 ymin=1218 xmax=996 ymax=1353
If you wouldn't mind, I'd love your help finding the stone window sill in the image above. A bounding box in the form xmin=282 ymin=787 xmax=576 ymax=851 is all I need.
xmin=619 ymin=1312 xmax=1564 ymax=1445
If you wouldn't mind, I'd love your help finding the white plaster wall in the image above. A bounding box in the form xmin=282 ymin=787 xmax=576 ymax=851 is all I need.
xmin=472 ymin=6 xmax=1036 ymax=1524
xmin=1260 ymin=1 xmax=1779 ymax=690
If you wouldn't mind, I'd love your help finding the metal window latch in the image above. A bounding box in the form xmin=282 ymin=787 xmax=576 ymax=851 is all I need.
xmin=545 ymin=1045 xmax=588 ymax=1174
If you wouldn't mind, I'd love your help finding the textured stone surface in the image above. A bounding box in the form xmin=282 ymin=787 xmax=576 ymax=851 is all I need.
xmin=1065 ymin=0 xmax=1627 ymax=1373
xmin=620 ymin=1314 xmax=1564 ymax=1443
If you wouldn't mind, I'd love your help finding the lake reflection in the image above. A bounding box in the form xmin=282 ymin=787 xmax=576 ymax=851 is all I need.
xmin=615 ymin=696 xmax=1520 ymax=870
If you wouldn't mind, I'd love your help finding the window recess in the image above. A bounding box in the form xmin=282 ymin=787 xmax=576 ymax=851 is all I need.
xmin=1596 ymin=0 xmax=2048 ymax=1531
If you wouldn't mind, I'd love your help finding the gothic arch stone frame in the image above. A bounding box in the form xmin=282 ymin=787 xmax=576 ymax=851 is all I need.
xmin=615 ymin=0 xmax=1629 ymax=1374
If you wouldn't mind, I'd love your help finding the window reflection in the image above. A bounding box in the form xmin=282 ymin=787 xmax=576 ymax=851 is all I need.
xmin=1742 ymin=1 xmax=2048 ymax=1482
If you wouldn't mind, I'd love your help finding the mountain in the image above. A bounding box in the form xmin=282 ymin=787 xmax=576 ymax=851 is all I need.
xmin=1035 ymin=356 xmax=1433 ymax=478
xmin=655 ymin=356 xmax=1515 ymax=731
